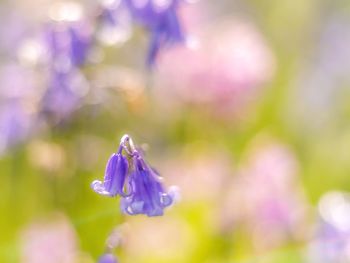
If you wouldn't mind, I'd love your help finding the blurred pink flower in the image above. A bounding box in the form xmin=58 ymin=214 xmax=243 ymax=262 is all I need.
xmin=159 ymin=149 xmax=233 ymax=203
xmin=220 ymin=138 xmax=309 ymax=249
xmin=154 ymin=16 xmax=275 ymax=118
xmin=20 ymin=213 xmax=80 ymax=263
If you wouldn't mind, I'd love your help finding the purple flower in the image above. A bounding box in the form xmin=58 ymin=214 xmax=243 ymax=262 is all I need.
xmin=92 ymin=147 xmax=128 ymax=197
xmin=45 ymin=21 xmax=91 ymax=67
xmin=41 ymin=69 xmax=87 ymax=119
xmin=91 ymin=134 xmax=174 ymax=217
xmin=125 ymin=0 xmax=184 ymax=65
xmin=121 ymin=153 xmax=173 ymax=216
xmin=0 ymin=99 xmax=33 ymax=154
xmin=98 ymin=253 xmax=118 ymax=263
xmin=41 ymin=21 xmax=91 ymax=120
xmin=101 ymin=0 xmax=185 ymax=66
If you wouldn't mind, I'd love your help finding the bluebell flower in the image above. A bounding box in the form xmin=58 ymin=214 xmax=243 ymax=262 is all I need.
xmin=68 ymin=24 xmax=91 ymax=66
xmin=41 ymin=21 xmax=91 ymax=121
xmin=101 ymin=0 xmax=184 ymax=66
xmin=124 ymin=0 xmax=184 ymax=66
xmin=45 ymin=22 xmax=91 ymax=67
xmin=98 ymin=253 xmax=118 ymax=263
xmin=91 ymin=134 xmax=174 ymax=217
xmin=92 ymin=146 xmax=129 ymax=197
xmin=121 ymin=153 xmax=173 ymax=216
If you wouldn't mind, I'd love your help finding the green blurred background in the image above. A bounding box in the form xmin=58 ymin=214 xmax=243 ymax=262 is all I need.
xmin=1 ymin=0 xmax=350 ymax=262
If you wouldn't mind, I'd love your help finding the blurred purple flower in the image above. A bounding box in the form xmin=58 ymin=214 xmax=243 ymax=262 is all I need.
xmin=98 ymin=253 xmax=118 ymax=263
xmin=101 ymin=0 xmax=185 ymax=66
xmin=41 ymin=69 xmax=88 ymax=119
xmin=40 ymin=20 xmax=91 ymax=120
xmin=0 ymin=64 xmax=40 ymax=154
xmin=125 ymin=0 xmax=184 ymax=65
xmin=92 ymin=147 xmax=129 ymax=197
xmin=45 ymin=21 xmax=92 ymax=67
xmin=91 ymin=134 xmax=174 ymax=217
xmin=309 ymin=223 xmax=350 ymax=263
xmin=221 ymin=138 xmax=309 ymax=249
xmin=290 ymin=14 xmax=350 ymax=131
xmin=0 ymin=99 xmax=33 ymax=154
xmin=308 ymin=191 xmax=350 ymax=262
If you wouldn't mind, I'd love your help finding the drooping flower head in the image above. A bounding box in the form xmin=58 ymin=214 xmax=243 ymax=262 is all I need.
xmin=92 ymin=134 xmax=174 ymax=217
xmin=121 ymin=151 xmax=173 ymax=216
xmin=100 ymin=0 xmax=185 ymax=66
xmin=44 ymin=1 xmax=92 ymax=67
xmin=40 ymin=3 xmax=92 ymax=121
xmin=92 ymin=142 xmax=129 ymax=197
xmin=124 ymin=0 xmax=184 ymax=65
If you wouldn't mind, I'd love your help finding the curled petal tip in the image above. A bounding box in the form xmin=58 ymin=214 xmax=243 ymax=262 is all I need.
xmin=91 ymin=180 xmax=113 ymax=196
xmin=160 ymin=192 xmax=173 ymax=207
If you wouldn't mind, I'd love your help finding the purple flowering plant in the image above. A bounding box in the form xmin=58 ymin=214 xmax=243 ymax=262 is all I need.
xmin=92 ymin=134 xmax=174 ymax=217
xmin=100 ymin=0 xmax=185 ymax=66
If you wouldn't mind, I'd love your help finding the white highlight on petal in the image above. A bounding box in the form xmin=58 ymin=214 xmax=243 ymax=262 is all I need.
xmin=130 ymin=201 xmax=144 ymax=213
